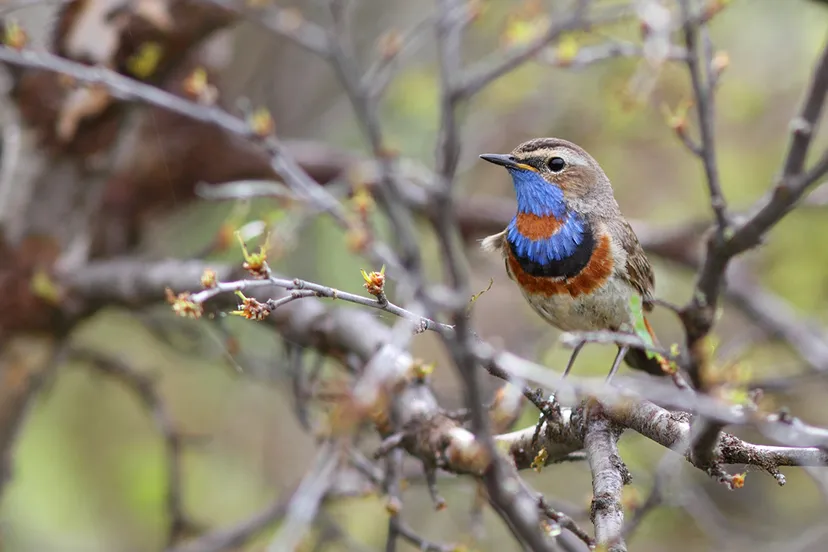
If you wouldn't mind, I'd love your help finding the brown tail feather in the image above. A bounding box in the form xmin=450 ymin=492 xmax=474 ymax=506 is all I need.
xmin=622 ymin=316 xmax=672 ymax=376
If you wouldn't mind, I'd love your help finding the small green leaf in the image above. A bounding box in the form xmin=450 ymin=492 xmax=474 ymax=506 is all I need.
xmin=628 ymin=295 xmax=657 ymax=360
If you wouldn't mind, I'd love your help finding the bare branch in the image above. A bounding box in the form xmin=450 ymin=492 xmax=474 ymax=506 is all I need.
xmin=188 ymin=271 xmax=453 ymax=334
xmin=169 ymin=498 xmax=288 ymax=552
xmin=349 ymin=450 xmax=459 ymax=552
xmin=679 ymin=0 xmax=728 ymax=231
xmin=584 ymin=403 xmax=628 ymax=552
xmin=607 ymin=400 xmax=828 ymax=479
xmin=168 ymin=465 xmax=375 ymax=552
xmin=0 ymin=44 xmax=404 ymax=275
xmin=781 ymin=37 xmax=828 ymax=179
xmin=434 ymin=0 xmax=466 ymax=187
xmin=267 ymin=440 xmax=341 ymax=551
xmin=383 ymin=449 xmax=402 ymax=552
xmin=53 ymin=253 xmax=828 ymax=552
xmin=389 ymin=521 xmax=456 ymax=552
xmin=539 ymin=39 xmax=688 ymax=68
xmin=677 ymin=32 xmax=828 ymax=469
xmin=322 ymin=7 xmax=423 ymax=276
xmin=59 ymin=257 xmax=828 ymax=454
xmin=491 ymin=347 xmax=828 ymax=463
xmin=686 ymin=38 xmax=828 ymax=343
xmin=558 ymin=329 xmax=674 ymax=359
xmin=430 ymin=0 xmax=473 ymax=292
xmin=363 ymin=15 xmax=437 ymax=100
xmin=0 ymin=338 xmax=64 ymax=498
xmin=538 ymin=496 xmax=596 ymax=549
xmin=456 ymin=0 xmax=615 ymax=98
xmin=726 ymin=263 xmax=828 ymax=372
xmin=203 ymin=0 xmax=331 ymax=57
xmin=70 ymin=347 xmax=199 ymax=546
xmin=4 ymin=6 xmax=825 ymax=546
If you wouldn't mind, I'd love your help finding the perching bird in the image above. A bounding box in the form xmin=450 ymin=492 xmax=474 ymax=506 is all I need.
xmin=479 ymin=137 xmax=669 ymax=379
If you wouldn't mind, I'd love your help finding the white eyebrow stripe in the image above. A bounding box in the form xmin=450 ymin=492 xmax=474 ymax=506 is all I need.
xmin=549 ymin=148 xmax=590 ymax=168
xmin=514 ymin=146 xmax=591 ymax=168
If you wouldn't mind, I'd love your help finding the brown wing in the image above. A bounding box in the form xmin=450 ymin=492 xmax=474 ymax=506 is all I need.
xmin=618 ymin=220 xmax=655 ymax=310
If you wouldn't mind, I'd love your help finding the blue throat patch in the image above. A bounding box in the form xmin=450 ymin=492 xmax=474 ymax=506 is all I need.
xmin=505 ymin=168 xmax=587 ymax=265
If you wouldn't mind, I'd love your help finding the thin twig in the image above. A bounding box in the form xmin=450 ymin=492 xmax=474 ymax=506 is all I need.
xmin=362 ymin=14 xmax=438 ymax=100
xmin=267 ymin=440 xmax=341 ymax=551
xmin=383 ymin=449 xmax=402 ymax=552
xmin=71 ymin=347 xmax=198 ymax=546
xmin=349 ymin=450 xmax=457 ymax=552
xmin=431 ymin=0 xmax=472 ymax=291
xmin=0 ymin=339 xmax=67 ymax=500
xmin=63 ymin=256 xmax=828 ymax=457
xmin=679 ymin=0 xmax=729 ymax=232
xmin=456 ymin=0 xmax=614 ymax=98
xmin=540 ymin=39 xmax=688 ymax=68
xmin=685 ymin=38 xmax=828 ymax=342
xmin=676 ymin=0 xmax=730 ymax=460
xmin=323 ymin=9 xmax=423 ymax=276
xmin=0 ymin=44 xmax=404 ymax=278
xmin=203 ymin=0 xmax=331 ymax=57
xmin=188 ymin=272 xmax=453 ymax=334
xmin=538 ymin=496 xmax=596 ymax=549
xmin=168 ymin=498 xmax=288 ymax=552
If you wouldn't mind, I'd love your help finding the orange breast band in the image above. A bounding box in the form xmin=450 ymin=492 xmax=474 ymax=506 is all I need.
xmin=507 ymin=233 xmax=614 ymax=298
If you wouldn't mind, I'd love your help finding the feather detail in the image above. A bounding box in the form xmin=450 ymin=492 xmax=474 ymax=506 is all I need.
xmin=506 ymin=211 xmax=586 ymax=266
xmin=617 ymin=219 xmax=655 ymax=309
xmin=480 ymin=230 xmax=507 ymax=253
xmin=509 ymin=168 xmax=566 ymax=217
xmin=506 ymin=233 xmax=614 ymax=298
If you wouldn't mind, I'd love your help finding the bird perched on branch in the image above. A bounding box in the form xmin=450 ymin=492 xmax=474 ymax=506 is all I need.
xmin=479 ymin=137 xmax=671 ymax=379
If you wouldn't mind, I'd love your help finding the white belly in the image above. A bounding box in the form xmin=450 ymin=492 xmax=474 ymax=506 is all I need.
xmin=520 ymin=278 xmax=635 ymax=332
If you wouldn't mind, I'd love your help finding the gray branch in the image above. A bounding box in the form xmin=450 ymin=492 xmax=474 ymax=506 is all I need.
xmin=584 ymin=403 xmax=628 ymax=552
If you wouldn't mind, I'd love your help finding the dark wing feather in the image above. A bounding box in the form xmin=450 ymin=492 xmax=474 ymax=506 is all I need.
xmin=618 ymin=220 xmax=655 ymax=310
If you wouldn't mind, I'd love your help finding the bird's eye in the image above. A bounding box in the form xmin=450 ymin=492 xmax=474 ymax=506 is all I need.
xmin=547 ymin=157 xmax=566 ymax=172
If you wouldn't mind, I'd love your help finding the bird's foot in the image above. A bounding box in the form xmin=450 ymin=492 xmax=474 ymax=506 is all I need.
xmin=531 ymin=389 xmax=562 ymax=445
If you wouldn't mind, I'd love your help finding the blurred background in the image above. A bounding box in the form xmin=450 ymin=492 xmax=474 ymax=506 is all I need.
xmin=2 ymin=0 xmax=828 ymax=551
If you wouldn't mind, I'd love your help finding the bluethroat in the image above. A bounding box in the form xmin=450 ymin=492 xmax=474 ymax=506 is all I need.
xmin=480 ymin=137 xmax=670 ymax=379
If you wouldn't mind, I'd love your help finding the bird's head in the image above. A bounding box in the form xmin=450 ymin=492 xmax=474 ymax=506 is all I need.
xmin=480 ymin=137 xmax=612 ymax=218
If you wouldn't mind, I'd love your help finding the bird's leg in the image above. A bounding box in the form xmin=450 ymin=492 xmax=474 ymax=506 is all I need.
xmin=531 ymin=395 xmax=561 ymax=445
xmin=562 ymin=341 xmax=586 ymax=378
xmin=607 ymin=345 xmax=630 ymax=382
xmin=531 ymin=344 xmax=584 ymax=444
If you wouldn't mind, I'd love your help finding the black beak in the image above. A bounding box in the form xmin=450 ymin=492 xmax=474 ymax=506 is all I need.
xmin=479 ymin=153 xmax=520 ymax=169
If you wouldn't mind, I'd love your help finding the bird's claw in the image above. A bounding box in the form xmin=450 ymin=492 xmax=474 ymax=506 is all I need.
xmin=531 ymin=390 xmax=561 ymax=445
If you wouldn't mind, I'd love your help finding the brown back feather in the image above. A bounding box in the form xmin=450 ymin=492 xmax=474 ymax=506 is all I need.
xmin=617 ymin=219 xmax=655 ymax=310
